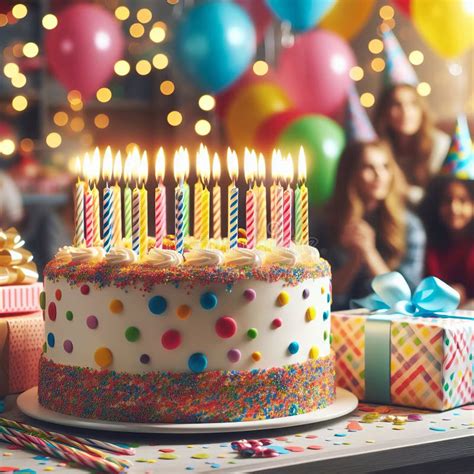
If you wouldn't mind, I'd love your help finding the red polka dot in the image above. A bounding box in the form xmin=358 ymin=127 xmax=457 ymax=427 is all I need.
xmin=48 ymin=302 xmax=57 ymax=321
xmin=80 ymin=284 xmax=90 ymax=295
xmin=215 ymin=316 xmax=237 ymax=338
xmin=272 ymin=318 xmax=282 ymax=329
xmin=55 ymin=289 xmax=62 ymax=301
xmin=161 ymin=329 xmax=181 ymax=350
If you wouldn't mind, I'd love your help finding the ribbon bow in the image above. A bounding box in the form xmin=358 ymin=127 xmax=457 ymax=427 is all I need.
xmin=351 ymin=271 xmax=460 ymax=316
xmin=0 ymin=227 xmax=38 ymax=285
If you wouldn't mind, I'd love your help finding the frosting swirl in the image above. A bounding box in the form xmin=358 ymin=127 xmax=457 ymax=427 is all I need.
xmin=224 ymin=248 xmax=262 ymax=267
xmin=105 ymin=247 xmax=137 ymax=265
xmin=263 ymin=247 xmax=297 ymax=266
xmin=56 ymin=246 xmax=105 ymax=264
xmin=184 ymin=249 xmax=224 ymax=266
xmin=146 ymin=248 xmax=183 ymax=268
xmin=294 ymin=244 xmax=320 ymax=267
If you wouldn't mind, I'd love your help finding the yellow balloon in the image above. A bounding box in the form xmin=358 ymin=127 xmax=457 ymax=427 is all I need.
xmin=225 ymin=82 xmax=293 ymax=149
xmin=319 ymin=0 xmax=375 ymax=40
xmin=412 ymin=0 xmax=474 ymax=58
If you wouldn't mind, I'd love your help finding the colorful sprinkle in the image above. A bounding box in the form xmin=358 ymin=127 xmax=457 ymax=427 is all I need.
xmin=272 ymin=318 xmax=282 ymax=329
xmin=161 ymin=329 xmax=181 ymax=350
xmin=125 ymin=326 xmax=140 ymax=342
xmin=86 ymin=315 xmax=98 ymax=329
xmin=63 ymin=340 xmax=73 ymax=353
xmin=408 ymin=414 xmax=423 ymax=421
xmin=80 ymin=284 xmax=90 ymax=295
xmin=47 ymin=302 xmax=57 ymax=321
xmin=188 ymin=353 xmax=208 ymax=373
xmin=347 ymin=421 xmax=363 ymax=431
xmin=39 ymin=291 xmax=45 ymax=310
xmin=109 ymin=299 xmax=123 ymax=314
xmin=176 ymin=304 xmax=191 ymax=319
xmin=55 ymin=289 xmax=62 ymax=301
xmin=247 ymin=328 xmax=258 ymax=339
xmin=47 ymin=333 xmax=55 ymax=348
xmin=288 ymin=342 xmax=299 ymax=355
xmin=251 ymin=351 xmax=262 ymax=362
xmin=200 ymin=292 xmax=218 ymax=310
xmin=307 ymin=445 xmax=323 ymax=450
xmin=148 ymin=295 xmax=167 ymax=315
xmin=276 ymin=291 xmax=290 ymax=306
xmin=215 ymin=316 xmax=237 ymax=338
xmin=94 ymin=347 xmax=113 ymax=368
xmin=285 ymin=446 xmax=304 ymax=452
xmin=227 ymin=349 xmax=241 ymax=363
xmin=243 ymin=289 xmax=256 ymax=301
xmin=309 ymin=346 xmax=319 ymax=359
xmin=302 ymin=288 xmax=309 ymax=299
xmin=140 ymin=354 xmax=150 ymax=364
xmin=306 ymin=307 xmax=316 ymax=321
xmin=65 ymin=310 xmax=73 ymax=321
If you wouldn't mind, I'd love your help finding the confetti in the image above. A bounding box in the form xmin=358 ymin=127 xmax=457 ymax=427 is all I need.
xmin=307 ymin=445 xmax=323 ymax=450
xmin=429 ymin=426 xmax=447 ymax=432
xmin=285 ymin=446 xmax=304 ymax=452
xmin=407 ymin=414 xmax=423 ymax=421
xmin=347 ymin=421 xmax=363 ymax=431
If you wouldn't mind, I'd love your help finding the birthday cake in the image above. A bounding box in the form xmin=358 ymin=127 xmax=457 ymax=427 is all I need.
xmin=37 ymin=147 xmax=335 ymax=423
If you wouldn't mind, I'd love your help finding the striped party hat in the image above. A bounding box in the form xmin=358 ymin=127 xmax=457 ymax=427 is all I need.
xmin=382 ymin=29 xmax=418 ymax=87
xmin=440 ymin=115 xmax=474 ymax=180
xmin=345 ymin=82 xmax=378 ymax=143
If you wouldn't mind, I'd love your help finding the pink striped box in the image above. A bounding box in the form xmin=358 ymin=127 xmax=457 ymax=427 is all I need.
xmin=0 ymin=283 xmax=43 ymax=315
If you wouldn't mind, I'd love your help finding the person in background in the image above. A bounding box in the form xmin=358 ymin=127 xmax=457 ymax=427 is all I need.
xmin=0 ymin=170 xmax=23 ymax=228
xmin=419 ymin=117 xmax=474 ymax=307
xmin=374 ymin=29 xmax=450 ymax=204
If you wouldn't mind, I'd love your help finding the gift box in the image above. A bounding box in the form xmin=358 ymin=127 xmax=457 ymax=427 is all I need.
xmin=332 ymin=273 xmax=474 ymax=411
xmin=0 ymin=311 xmax=44 ymax=396
xmin=0 ymin=283 xmax=43 ymax=314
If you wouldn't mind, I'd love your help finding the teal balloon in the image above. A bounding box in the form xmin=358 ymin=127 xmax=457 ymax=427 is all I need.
xmin=266 ymin=0 xmax=335 ymax=32
xmin=176 ymin=1 xmax=256 ymax=93
xmin=277 ymin=115 xmax=345 ymax=206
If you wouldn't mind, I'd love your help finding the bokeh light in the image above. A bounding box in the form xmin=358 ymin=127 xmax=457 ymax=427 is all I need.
xmin=167 ymin=111 xmax=182 ymax=126
xmin=349 ymin=66 xmax=364 ymax=81
xmin=70 ymin=117 xmax=85 ymax=132
xmin=136 ymin=60 xmax=152 ymax=75
xmin=253 ymin=60 xmax=269 ymax=76
xmin=360 ymin=92 xmax=375 ymax=108
xmin=417 ymin=82 xmax=431 ymax=96
xmin=94 ymin=114 xmax=110 ymax=129
xmin=150 ymin=24 xmax=166 ymax=43
xmin=160 ymin=80 xmax=175 ymax=95
xmin=195 ymin=119 xmax=211 ymax=136
xmin=129 ymin=23 xmax=145 ymax=38
xmin=42 ymin=14 xmax=58 ymax=29
xmin=20 ymin=138 xmax=34 ymax=153
xmin=11 ymin=73 xmax=27 ymax=88
xmin=96 ymin=87 xmax=112 ymax=103
xmin=198 ymin=95 xmax=215 ymax=111
xmin=12 ymin=95 xmax=28 ymax=111
xmin=153 ymin=53 xmax=168 ymax=70
xmin=4 ymin=63 xmax=19 ymax=79
xmin=46 ymin=132 xmax=62 ymax=148
xmin=379 ymin=5 xmax=394 ymax=20
xmin=12 ymin=4 xmax=27 ymax=20
xmin=53 ymin=111 xmax=69 ymax=126
xmin=371 ymin=58 xmax=385 ymax=72
xmin=409 ymin=50 xmax=424 ymax=66
xmin=368 ymin=39 xmax=384 ymax=54
xmin=23 ymin=42 xmax=39 ymax=58
xmin=0 ymin=139 xmax=16 ymax=156
xmin=137 ymin=8 xmax=152 ymax=24
xmin=115 ymin=6 xmax=130 ymax=20
xmin=114 ymin=60 xmax=131 ymax=76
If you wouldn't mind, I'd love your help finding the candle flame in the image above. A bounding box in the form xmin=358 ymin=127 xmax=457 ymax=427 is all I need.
xmin=74 ymin=156 xmax=82 ymax=178
xmin=83 ymin=152 xmax=91 ymax=181
xmin=227 ymin=148 xmax=238 ymax=181
xmin=113 ymin=151 xmax=122 ymax=182
xmin=124 ymin=153 xmax=133 ymax=183
xmin=91 ymin=147 xmax=101 ymax=184
xmin=199 ymin=145 xmax=210 ymax=185
xmin=244 ymin=148 xmax=257 ymax=184
xmin=257 ymin=153 xmax=266 ymax=182
xmin=212 ymin=152 xmax=220 ymax=181
xmin=139 ymin=151 xmax=148 ymax=186
xmin=283 ymin=154 xmax=294 ymax=184
xmin=298 ymin=146 xmax=306 ymax=182
xmin=102 ymin=147 xmax=113 ymax=182
xmin=155 ymin=147 xmax=165 ymax=182
xmin=174 ymin=148 xmax=189 ymax=183
xmin=131 ymin=147 xmax=141 ymax=182
xmin=271 ymin=149 xmax=282 ymax=181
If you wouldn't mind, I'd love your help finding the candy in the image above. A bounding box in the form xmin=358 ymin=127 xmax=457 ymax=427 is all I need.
xmin=408 ymin=414 xmax=423 ymax=422
xmin=276 ymin=291 xmax=290 ymax=306
xmin=48 ymin=302 xmax=57 ymax=321
xmin=288 ymin=342 xmax=299 ymax=355
xmin=55 ymin=289 xmax=62 ymax=301
xmin=47 ymin=333 xmax=55 ymax=348
xmin=302 ymin=288 xmax=310 ymax=299
xmin=309 ymin=346 xmax=319 ymax=359
xmin=80 ymin=284 xmax=90 ymax=295
xmin=140 ymin=354 xmax=150 ymax=364
xmin=215 ymin=317 xmax=237 ymax=338
xmin=63 ymin=340 xmax=73 ymax=354
xmin=271 ymin=318 xmax=282 ymax=329
xmin=188 ymin=353 xmax=208 ymax=373
xmin=251 ymin=351 xmax=262 ymax=362
xmin=227 ymin=349 xmax=241 ymax=363
xmin=125 ymin=326 xmax=140 ymax=342
xmin=305 ymin=307 xmax=316 ymax=321
xmin=94 ymin=347 xmax=113 ymax=368
xmin=148 ymin=295 xmax=167 ymax=315
xmin=243 ymin=289 xmax=256 ymax=301
xmin=176 ymin=304 xmax=191 ymax=319
xmin=65 ymin=311 xmax=73 ymax=321
xmin=161 ymin=329 xmax=181 ymax=350
xmin=86 ymin=315 xmax=98 ymax=329
xmin=247 ymin=328 xmax=258 ymax=339
xmin=109 ymin=299 xmax=123 ymax=314
xmin=200 ymin=292 xmax=218 ymax=310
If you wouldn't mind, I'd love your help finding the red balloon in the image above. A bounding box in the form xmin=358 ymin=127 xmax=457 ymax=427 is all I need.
xmin=45 ymin=4 xmax=124 ymax=101
xmin=392 ymin=0 xmax=411 ymax=16
xmin=235 ymin=0 xmax=272 ymax=44
xmin=254 ymin=109 xmax=303 ymax=154
xmin=276 ymin=30 xmax=356 ymax=117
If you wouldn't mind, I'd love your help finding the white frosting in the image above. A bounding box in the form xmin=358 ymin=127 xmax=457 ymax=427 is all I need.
xmin=184 ymin=248 xmax=224 ymax=266
xmin=105 ymin=247 xmax=137 ymax=265
xmin=55 ymin=246 xmax=105 ymax=264
xmin=146 ymin=248 xmax=183 ymax=268
xmin=263 ymin=247 xmax=297 ymax=266
xmin=224 ymin=248 xmax=262 ymax=267
xmin=294 ymin=245 xmax=320 ymax=267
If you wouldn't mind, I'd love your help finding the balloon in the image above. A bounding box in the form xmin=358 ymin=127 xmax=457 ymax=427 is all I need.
xmin=276 ymin=115 xmax=345 ymax=206
xmin=391 ymin=0 xmax=411 ymax=16
xmin=176 ymin=1 xmax=256 ymax=93
xmin=235 ymin=0 xmax=272 ymax=44
xmin=225 ymin=82 xmax=293 ymax=149
xmin=320 ymin=0 xmax=375 ymax=40
xmin=276 ymin=30 xmax=356 ymax=117
xmin=412 ymin=0 xmax=474 ymax=58
xmin=254 ymin=109 xmax=303 ymax=154
xmin=266 ymin=0 xmax=335 ymax=32
xmin=45 ymin=4 xmax=124 ymax=101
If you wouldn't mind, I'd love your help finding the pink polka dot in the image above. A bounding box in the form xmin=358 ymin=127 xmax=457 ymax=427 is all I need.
xmin=80 ymin=284 xmax=90 ymax=295
xmin=63 ymin=340 xmax=73 ymax=353
xmin=215 ymin=316 xmax=237 ymax=338
xmin=86 ymin=315 xmax=98 ymax=329
xmin=227 ymin=349 xmax=241 ymax=363
xmin=55 ymin=289 xmax=62 ymax=301
xmin=48 ymin=302 xmax=57 ymax=321
xmin=161 ymin=329 xmax=181 ymax=350
xmin=272 ymin=318 xmax=282 ymax=329
xmin=243 ymin=289 xmax=256 ymax=301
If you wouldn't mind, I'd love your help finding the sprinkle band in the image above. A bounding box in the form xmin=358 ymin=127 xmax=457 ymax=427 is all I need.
xmin=38 ymin=355 xmax=335 ymax=423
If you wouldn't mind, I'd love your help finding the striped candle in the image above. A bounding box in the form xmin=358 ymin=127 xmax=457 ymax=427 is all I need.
xmin=194 ymin=181 xmax=202 ymax=240
xmin=227 ymin=149 xmax=239 ymax=249
xmin=91 ymin=185 xmax=101 ymax=246
xmin=201 ymin=185 xmax=210 ymax=248
xmin=296 ymin=147 xmax=309 ymax=245
xmin=282 ymin=187 xmax=292 ymax=248
xmin=124 ymin=185 xmax=132 ymax=239
xmin=102 ymin=185 xmax=114 ymax=253
xmin=132 ymin=186 xmax=140 ymax=256
xmin=273 ymin=184 xmax=283 ymax=246
xmin=256 ymin=154 xmax=267 ymax=244
xmin=112 ymin=152 xmax=122 ymax=245
xmin=212 ymin=153 xmax=221 ymax=239
xmin=154 ymin=148 xmax=166 ymax=248
xmin=175 ymin=184 xmax=184 ymax=254
xmin=74 ymin=180 xmax=85 ymax=246
xmin=183 ymin=182 xmax=190 ymax=237
xmin=138 ymin=153 xmax=148 ymax=261
xmin=245 ymin=189 xmax=256 ymax=248
xmin=84 ymin=187 xmax=94 ymax=248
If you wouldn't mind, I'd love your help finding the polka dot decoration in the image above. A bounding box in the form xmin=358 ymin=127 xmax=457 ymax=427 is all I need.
xmin=65 ymin=310 xmax=73 ymax=321
xmin=227 ymin=349 xmax=241 ymax=363
xmin=148 ymin=295 xmax=167 ymax=315
xmin=272 ymin=318 xmax=282 ymax=329
xmin=140 ymin=354 xmax=150 ymax=364
xmin=276 ymin=291 xmax=290 ymax=306
xmin=215 ymin=316 xmax=237 ymax=338
xmin=188 ymin=352 xmax=208 ymax=373
xmin=161 ymin=329 xmax=181 ymax=350
xmin=327 ymin=293 xmax=330 ymax=303
xmin=321 ymin=286 xmax=325 ymax=294
xmin=302 ymin=288 xmax=310 ymax=299
xmin=63 ymin=340 xmax=73 ymax=353
xmin=48 ymin=302 xmax=57 ymax=321
xmin=109 ymin=299 xmax=123 ymax=314
xmin=125 ymin=326 xmax=140 ymax=342
xmin=55 ymin=289 xmax=62 ymax=301
xmin=247 ymin=328 xmax=258 ymax=339
xmin=95 ymin=347 xmax=113 ymax=368
xmin=288 ymin=341 xmax=299 ymax=354
xmin=243 ymin=288 xmax=256 ymax=301
xmin=47 ymin=332 xmax=55 ymax=348
xmin=306 ymin=307 xmax=316 ymax=321
xmin=80 ymin=284 xmax=90 ymax=295
xmin=86 ymin=315 xmax=98 ymax=329
xmin=251 ymin=351 xmax=262 ymax=362
xmin=200 ymin=291 xmax=218 ymax=310
xmin=176 ymin=304 xmax=191 ymax=319
xmin=323 ymin=311 xmax=329 ymax=321
xmin=39 ymin=291 xmax=45 ymax=310
xmin=324 ymin=330 xmax=328 ymax=341
xmin=309 ymin=346 xmax=319 ymax=359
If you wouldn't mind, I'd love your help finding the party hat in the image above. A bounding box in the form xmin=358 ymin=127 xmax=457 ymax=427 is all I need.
xmin=345 ymin=82 xmax=378 ymax=142
xmin=440 ymin=115 xmax=474 ymax=180
xmin=382 ymin=29 xmax=418 ymax=87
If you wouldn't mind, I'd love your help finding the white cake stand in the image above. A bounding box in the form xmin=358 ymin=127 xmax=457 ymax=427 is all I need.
xmin=17 ymin=387 xmax=357 ymax=434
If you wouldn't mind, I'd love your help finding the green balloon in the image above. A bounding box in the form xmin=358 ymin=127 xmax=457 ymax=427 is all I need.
xmin=277 ymin=115 xmax=345 ymax=206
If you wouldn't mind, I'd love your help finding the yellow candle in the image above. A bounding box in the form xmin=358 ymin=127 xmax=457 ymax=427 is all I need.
xmin=296 ymin=147 xmax=309 ymax=245
xmin=139 ymin=151 xmax=148 ymax=261
xmin=200 ymin=146 xmax=211 ymax=248
xmin=212 ymin=153 xmax=221 ymax=240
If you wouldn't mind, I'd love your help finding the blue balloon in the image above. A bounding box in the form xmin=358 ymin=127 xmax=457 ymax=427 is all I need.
xmin=266 ymin=0 xmax=335 ymax=32
xmin=176 ymin=1 xmax=256 ymax=93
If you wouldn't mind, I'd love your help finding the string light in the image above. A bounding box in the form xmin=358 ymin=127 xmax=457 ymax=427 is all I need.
xmin=371 ymin=58 xmax=385 ymax=72
xmin=167 ymin=111 xmax=182 ymax=126
xmin=115 ymin=6 xmax=130 ymax=21
xmin=417 ymin=82 xmax=431 ymax=96
xmin=23 ymin=42 xmax=39 ymax=58
xmin=53 ymin=111 xmax=69 ymax=127
xmin=70 ymin=117 xmax=85 ymax=132
xmin=195 ymin=119 xmax=211 ymax=136
xmin=408 ymin=50 xmax=424 ymax=66
xmin=12 ymin=95 xmax=28 ymax=111
xmin=198 ymin=95 xmax=215 ymax=111
xmin=160 ymin=80 xmax=175 ymax=95
xmin=114 ymin=60 xmax=131 ymax=76
xmin=11 ymin=73 xmax=27 ymax=88
xmin=46 ymin=132 xmax=62 ymax=148
xmin=94 ymin=114 xmax=110 ymax=129
xmin=129 ymin=23 xmax=145 ymax=38
xmin=360 ymin=92 xmax=375 ymax=108
xmin=136 ymin=59 xmax=152 ymax=75
xmin=12 ymin=4 xmax=27 ymax=20
xmin=368 ymin=39 xmax=384 ymax=54
xmin=96 ymin=87 xmax=112 ymax=103
xmin=253 ymin=60 xmax=269 ymax=76
xmin=42 ymin=14 xmax=57 ymax=29
xmin=137 ymin=8 xmax=152 ymax=24
xmin=152 ymin=53 xmax=168 ymax=70
xmin=349 ymin=66 xmax=364 ymax=81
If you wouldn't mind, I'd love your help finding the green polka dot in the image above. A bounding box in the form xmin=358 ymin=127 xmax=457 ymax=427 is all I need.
xmin=445 ymin=338 xmax=449 ymax=346
xmin=42 ymin=342 xmax=47 ymax=353
xmin=443 ymin=382 xmax=449 ymax=391
xmin=324 ymin=330 xmax=328 ymax=341
xmin=125 ymin=326 xmax=140 ymax=342
xmin=66 ymin=311 xmax=73 ymax=321
xmin=247 ymin=328 xmax=258 ymax=339
xmin=39 ymin=291 xmax=46 ymax=310
xmin=330 ymin=333 xmax=333 ymax=344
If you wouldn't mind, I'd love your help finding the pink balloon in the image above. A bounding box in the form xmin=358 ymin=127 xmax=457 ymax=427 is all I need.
xmin=235 ymin=0 xmax=272 ymax=43
xmin=45 ymin=4 xmax=124 ymax=101
xmin=276 ymin=30 xmax=356 ymax=117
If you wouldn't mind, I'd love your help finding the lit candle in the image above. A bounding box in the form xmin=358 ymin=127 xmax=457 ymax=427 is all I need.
xmin=227 ymin=148 xmax=239 ymax=249
xmin=112 ymin=150 xmax=122 ymax=245
xmin=271 ymin=150 xmax=283 ymax=246
xmin=73 ymin=156 xmax=85 ymax=247
xmin=295 ymin=147 xmax=309 ymax=245
xmin=182 ymin=147 xmax=190 ymax=238
xmin=123 ymin=153 xmax=133 ymax=240
xmin=174 ymin=148 xmax=188 ymax=254
xmin=200 ymin=147 xmax=211 ymax=248
xmin=194 ymin=145 xmax=204 ymax=240
xmin=131 ymin=155 xmax=140 ymax=256
xmin=212 ymin=153 xmax=221 ymax=239
xmin=83 ymin=153 xmax=94 ymax=248
xmin=91 ymin=147 xmax=101 ymax=246
xmin=139 ymin=151 xmax=148 ymax=261
xmin=256 ymin=153 xmax=267 ymax=244
xmin=102 ymin=148 xmax=114 ymax=253
xmin=282 ymin=154 xmax=294 ymax=248
xmin=154 ymin=147 xmax=166 ymax=248
xmin=244 ymin=149 xmax=257 ymax=249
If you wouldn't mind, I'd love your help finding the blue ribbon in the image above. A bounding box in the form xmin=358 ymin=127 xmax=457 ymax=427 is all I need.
xmin=350 ymin=272 xmax=472 ymax=404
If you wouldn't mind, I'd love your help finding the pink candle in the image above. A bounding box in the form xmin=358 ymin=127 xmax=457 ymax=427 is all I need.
xmin=244 ymin=149 xmax=257 ymax=249
xmin=271 ymin=150 xmax=283 ymax=246
xmin=154 ymin=148 xmax=166 ymax=248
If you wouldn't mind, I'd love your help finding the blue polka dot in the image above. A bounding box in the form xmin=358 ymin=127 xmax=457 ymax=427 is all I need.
xmin=327 ymin=293 xmax=330 ymax=303
xmin=323 ymin=310 xmax=329 ymax=321
xmin=47 ymin=333 xmax=55 ymax=348
xmin=148 ymin=295 xmax=168 ymax=315
xmin=188 ymin=352 xmax=208 ymax=373
xmin=200 ymin=292 xmax=218 ymax=310
xmin=288 ymin=341 xmax=299 ymax=354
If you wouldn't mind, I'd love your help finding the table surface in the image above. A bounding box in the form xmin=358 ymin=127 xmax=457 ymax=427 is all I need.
xmin=0 ymin=395 xmax=472 ymax=473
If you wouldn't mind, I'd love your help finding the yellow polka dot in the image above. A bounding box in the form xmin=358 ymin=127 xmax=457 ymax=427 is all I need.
xmin=177 ymin=304 xmax=191 ymax=319
xmin=276 ymin=291 xmax=290 ymax=306
xmin=109 ymin=299 xmax=124 ymax=314
xmin=94 ymin=347 xmax=113 ymax=368
xmin=321 ymin=287 xmax=325 ymax=294
xmin=306 ymin=307 xmax=316 ymax=321
xmin=252 ymin=351 xmax=262 ymax=362
xmin=309 ymin=346 xmax=319 ymax=359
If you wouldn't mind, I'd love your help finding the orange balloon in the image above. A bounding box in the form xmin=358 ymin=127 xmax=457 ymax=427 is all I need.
xmin=319 ymin=0 xmax=375 ymax=40
xmin=224 ymin=82 xmax=293 ymax=149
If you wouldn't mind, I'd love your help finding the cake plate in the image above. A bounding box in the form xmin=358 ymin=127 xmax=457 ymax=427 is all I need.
xmin=17 ymin=387 xmax=357 ymax=434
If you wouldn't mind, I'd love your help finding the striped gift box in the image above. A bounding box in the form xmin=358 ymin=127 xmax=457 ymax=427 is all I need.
xmin=0 ymin=283 xmax=43 ymax=315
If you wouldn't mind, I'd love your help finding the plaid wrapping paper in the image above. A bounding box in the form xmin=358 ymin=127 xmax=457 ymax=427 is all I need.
xmin=332 ymin=310 xmax=474 ymax=411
